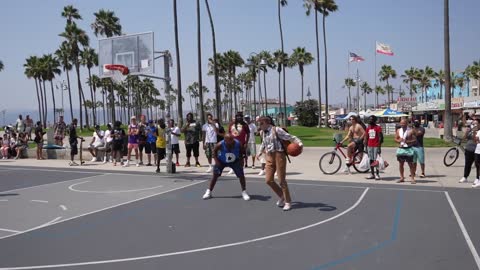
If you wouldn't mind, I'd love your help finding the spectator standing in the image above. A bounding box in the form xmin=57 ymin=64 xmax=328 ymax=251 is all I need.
xmin=54 ymin=115 xmax=67 ymax=146
xmin=155 ymin=119 xmax=167 ymax=173
xmin=395 ymin=119 xmax=417 ymax=184
xmin=68 ymin=118 xmax=82 ymax=166
xmin=245 ymin=115 xmax=257 ymax=168
xmin=256 ymin=116 xmax=303 ymax=211
xmin=364 ymin=115 xmax=383 ymax=180
xmin=112 ymin=121 xmax=126 ymax=166
xmin=34 ymin=121 xmax=45 ymax=160
xmin=124 ymin=116 xmax=140 ymax=167
xmin=169 ymin=119 xmax=181 ymax=166
xmin=412 ymin=120 xmax=426 ymax=178
xmin=202 ymin=113 xmax=219 ymax=173
xmin=145 ymin=120 xmax=158 ymax=166
xmin=15 ymin=115 xmax=25 ymax=133
xmin=25 ymin=115 xmax=34 ymax=141
xmin=460 ymin=120 xmax=478 ymax=184
xmin=182 ymin=113 xmax=202 ymax=167
xmin=103 ymin=123 xmax=113 ymax=163
xmin=137 ymin=115 xmax=148 ymax=165
xmin=227 ymin=112 xmax=250 ymax=174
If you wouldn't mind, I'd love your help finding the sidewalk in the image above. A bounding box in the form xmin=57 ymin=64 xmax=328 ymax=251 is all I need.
xmin=0 ymin=142 xmax=466 ymax=189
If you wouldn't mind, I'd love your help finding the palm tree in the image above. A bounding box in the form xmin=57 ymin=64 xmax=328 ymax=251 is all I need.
xmin=290 ymin=47 xmax=314 ymax=103
xmin=401 ymin=67 xmax=418 ymax=98
xmin=0 ymin=60 xmax=4 ymax=72
xmin=453 ymin=72 xmax=465 ymax=98
xmin=378 ymin=65 xmax=397 ymax=105
xmin=374 ymin=86 xmax=385 ymax=108
xmin=91 ymin=9 xmax=122 ymax=37
xmin=278 ymin=0 xmax=288 ymax=125
xmin=344 ymin=78 xmax=355 ymax=111
xmin=196 ymin=0 xmax=205 ymax=124
xmin=55 ymin=42 xmax=74 ymax=121
xmin=81 ymin=47 xmax=98 ymax=125
xmin=204 ymin=0 xmax=220 ymax=122
xmin=273 ymin=50 xmax=289 ymax=119
xmin=415 ymin=67 xmax=434 ymax=103
xmin=384 ymin=85 xmax=394 ymax=106
xmin=434 ymin=69 xmax=445 ymax=99
xmin=61 ymin=5 xmax=82 ymax=25
xmin=24 ymin=56 xmax=43 ymax=124
xmin=224 ymin=50 xmax=245 ymax=116
xmin=42 ymin=54 xmax=61 ymax=123
xmin=444 ymin=0 xmax=452 ymax=141
xmin=360 ymin=82 xmax=372 ymax=111
xmin=303 ymin=0 xmax=322 ymax=127
xmin=465 ymin=63 xmax=480 ymax=97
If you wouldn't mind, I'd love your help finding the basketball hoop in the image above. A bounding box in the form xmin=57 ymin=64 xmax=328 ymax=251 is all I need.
xmin=104 ymin=64 xmax=129 ymax=83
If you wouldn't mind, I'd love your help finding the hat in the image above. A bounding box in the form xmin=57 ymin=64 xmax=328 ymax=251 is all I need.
xmin=244 ymin=115 xmax=251 ymax=119
xmin=130 ymin=116 xmax=136 ymax=120
xmin=94 ymin=125 xmax=100 ymax=129
xmin=148 ymin=120 xmax=154 ymax=124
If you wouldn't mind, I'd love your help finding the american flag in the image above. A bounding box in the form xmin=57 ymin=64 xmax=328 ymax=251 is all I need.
xmin=349 ymin=52 xmax=365 ymax=62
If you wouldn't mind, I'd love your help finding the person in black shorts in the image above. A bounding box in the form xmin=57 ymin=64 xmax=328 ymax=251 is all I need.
xmin=168 ymin=119 xmax=181 ymax=166
xmin=68 ymin=118 xmax=83 ymax=166
xmin=181 ymin=113 xmax=201 ymax=167
xmin=112 ymin=121 xmax=126 ymax=166
xmin=145 ymin=120 xmax=157 ymax=166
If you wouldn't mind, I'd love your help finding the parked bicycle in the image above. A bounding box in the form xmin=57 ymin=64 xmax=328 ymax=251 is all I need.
xmin=319 ymin=135 xmax=370 ymax=175
xmin=443 ymin=136 xmax=464 ymax=167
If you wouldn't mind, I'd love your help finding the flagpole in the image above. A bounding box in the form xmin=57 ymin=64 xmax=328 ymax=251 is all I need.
xmin=348 ymin=51 xmax=350 ymax=111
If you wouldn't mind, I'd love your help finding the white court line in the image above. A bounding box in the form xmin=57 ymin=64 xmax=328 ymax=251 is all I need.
xmin=30 ymin=200 xmax=48 ymax=204
xmin=287 ymin=182 xmax=444 ymax=193
xmin=0 ymin=180 xmax=206 ymax=242
xmin=0 ymin=199 xmax=8 ymax=202
xmin=445 ymin=191 xmax=480 ymax=269
xmin=0 ymin=173 xmax=110 ymax=194
xmin=0 ymin=228 xmax=20 ymax=233
xmin=59 ymin=205 xmax=67 ymax=211
xmin=68 ymin=181 xmax=164 ymax=194
xmin=0 ymin=167 xmax=100 ymax=174
xmin=0 ymin=188 xmax=369 ymax=269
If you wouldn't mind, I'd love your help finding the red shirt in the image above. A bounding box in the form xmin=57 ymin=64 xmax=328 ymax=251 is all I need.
xmin=366 ymin=125 xmax=382 ymax=147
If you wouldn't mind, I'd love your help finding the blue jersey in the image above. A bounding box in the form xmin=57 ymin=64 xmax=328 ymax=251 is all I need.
xmin=218 ymin=139 xmax=241 ymax=164
xmin=146 ymin=126 xmax=157 ymax=143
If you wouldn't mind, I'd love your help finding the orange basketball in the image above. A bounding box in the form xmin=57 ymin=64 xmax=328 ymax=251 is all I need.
xmin=287 ymin=143 xmax=303 ymax=157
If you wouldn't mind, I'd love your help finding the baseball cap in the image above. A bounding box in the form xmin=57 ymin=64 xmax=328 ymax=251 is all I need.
xmin=148 ymin=120 xmax=154 ymax=124
xmin=244 ymin=115 xmax=251 ymax=119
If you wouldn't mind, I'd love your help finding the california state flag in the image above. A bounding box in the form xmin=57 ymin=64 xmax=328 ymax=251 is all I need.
xmin=376 ymin=41 xmax=394 ymax=56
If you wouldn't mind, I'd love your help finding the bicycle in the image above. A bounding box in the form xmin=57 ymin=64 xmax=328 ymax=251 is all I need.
xmin=443 ymin=136 xmax=464 ymax=167
xmin=319 ymin=137 xmax=370 ymax=175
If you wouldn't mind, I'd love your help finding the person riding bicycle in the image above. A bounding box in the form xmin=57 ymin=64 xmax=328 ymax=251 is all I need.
xmin=339 ymin=115 xmax=366 ymax=166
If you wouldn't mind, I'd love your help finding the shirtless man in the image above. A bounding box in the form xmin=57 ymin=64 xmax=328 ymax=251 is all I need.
xmin=340 ymin=115 xmax=366 ymax=166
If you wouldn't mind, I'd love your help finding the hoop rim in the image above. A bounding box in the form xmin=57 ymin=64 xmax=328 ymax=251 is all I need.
xmin=104 ymin=64 xmax=130 ymax=75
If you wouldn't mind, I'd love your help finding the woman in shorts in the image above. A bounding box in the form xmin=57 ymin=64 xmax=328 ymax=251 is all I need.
xmin=34 ymin=121 xmax=45 ymax=160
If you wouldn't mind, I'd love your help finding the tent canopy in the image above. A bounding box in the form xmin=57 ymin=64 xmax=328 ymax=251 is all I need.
xmin=342 ymin=112 xmax=358 ymax=120
xmin=374 ymin=109 xmax=408 ymax=117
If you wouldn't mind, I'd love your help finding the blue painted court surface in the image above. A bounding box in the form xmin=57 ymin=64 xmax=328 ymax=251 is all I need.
xmin=0 ymin=166 xmax=479 ymax=270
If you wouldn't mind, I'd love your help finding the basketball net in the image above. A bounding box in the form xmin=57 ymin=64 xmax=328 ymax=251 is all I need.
xmin=104 ymin=64 xmax=129 ymax=84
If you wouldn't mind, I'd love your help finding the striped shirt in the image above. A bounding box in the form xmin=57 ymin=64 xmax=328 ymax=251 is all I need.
xmin=259 ymin=126 xmax=301 ymax=154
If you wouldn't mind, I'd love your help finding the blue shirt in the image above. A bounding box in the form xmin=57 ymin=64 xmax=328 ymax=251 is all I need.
xmin=218 ymin=139 xmax=241 ymax=164
xmin=146 ymin=126 xmax=157 ymax=144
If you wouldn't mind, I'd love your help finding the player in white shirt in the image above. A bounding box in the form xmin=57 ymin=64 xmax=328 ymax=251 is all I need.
xmin=202 ymin=113 xmax=220 ymax=173
xmin=103 ymin=123 xmax=114 ymax=163
xmin=169 ymin=119 xmax=181 ymax=166
xmin=244 ymin=115 xmax=257 ymax=169
xmin=88 ymin=125 xmax=105 ymax=162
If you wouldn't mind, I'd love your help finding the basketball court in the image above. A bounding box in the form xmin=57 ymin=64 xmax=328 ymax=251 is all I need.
xmin=0 ymin=165 xmax=479 ymax=270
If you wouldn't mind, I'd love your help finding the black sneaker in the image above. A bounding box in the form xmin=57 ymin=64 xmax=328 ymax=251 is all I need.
xmin=156 ymin=168 xmax=160 ymax=173
xmin=146 ymin=163 xmax=152 ymax=166
xmin=195 ymin=162 xmax=201 ymax=168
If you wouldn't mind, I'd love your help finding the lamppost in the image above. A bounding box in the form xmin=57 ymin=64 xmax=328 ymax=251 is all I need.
xmin=245 ymin=54 xmax=267 ymax=117
xmin=56 ymin=80 xmax=67 ymax=118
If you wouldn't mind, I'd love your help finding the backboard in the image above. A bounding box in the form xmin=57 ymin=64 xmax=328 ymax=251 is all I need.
xmin=98 ymin=32 xmax=154 ymax=78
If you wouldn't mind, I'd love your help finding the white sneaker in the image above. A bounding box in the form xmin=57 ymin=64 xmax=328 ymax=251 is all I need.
xmin=69 ymin=161 xmax=78 ymax=166
xmin=202 ymin=189 xmax=212 ymax=199
xmin=342 ymin=165 xmax=350 ymax=173
xmin=123 ymin=161 xmax=129 ymax=167
xmin=227 ymin=169 xmax=234 ymax=175
xmin=136 ymin=163 xmax=140 ymax=167
xmin=241 ymin=191 xmax=250 ymax=201
xmin=473 ymin=182 xmax=480 ymax=188
xmin=206 ymin=166 xmax=212 ymax=173
xmin=91 ymin=157 xmax=97 ymax=162
xmin=251 ymin=165 xmax=256 ymax=169
xmin=258 ymin=170 xmax=265 ymax=176
xmin=276 ymin=198 xmax=285 ymax=207
xmin=459 ymin=177 xmax=468 ymax=183
xmin=472 ymin=179 xmax=480 ymax=187
xmin=283 ymin=203 xmax=292 ymax=211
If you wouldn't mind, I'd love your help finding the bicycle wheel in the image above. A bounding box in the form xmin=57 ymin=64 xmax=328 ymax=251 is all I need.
xmin=319 ymin=152 xmax=342 ymax=175
xmin=353 ymin=150 xmax=370 ymax=173
xmin=443 ymin=147 xmax=459 ymax=167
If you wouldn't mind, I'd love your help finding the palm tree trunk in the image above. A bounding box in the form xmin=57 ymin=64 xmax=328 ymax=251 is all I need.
xmin=444 ymin=0 xmax=452 ymax=141
xmin=110 ymin=82 xmax=116 ymax=122
xmin=87 ymin=68 xmax=96 ymax=126
xmin=74 ymin=62 xmax=84 ymax=129
xmin=196 ymin=0 xmax=205 ymax=124
xmin=205 ymin=0 xmax=221 ymax=123
xmin=347 ymin=87 xmax=351 ymax=111
xmin=322 ymin=14 xmax=329 ymax=126
xmin=278 ymin=0 xmax=286 ymax=126
xmin=66 ymin=70 xmax=74 ymax=122
xmin=263 ymin=70 xmax=267 ymax=116
xmin=38 ymin=79 xmax=44 ymax=126
xmin=34 ymin=79 xmax=42 ymax=124
xmin=42 ymin=80 xmax=48 ymax=127
xmin=174 ymin=0 xmax=184 ymax=126
xmin=50 ymin=81 xmax=56 ymax=122
xmin=102 ymin=90 xmax=106 ymax=125
xmin=314 ymin=11 xmax=322 ymax=127
xmin=278 ymin=70 xmax=282 ymax=120
xmin=233 ymin=73 xmax=238 ymax=113
xmin=253 ymin=73 xmax=257 ymax=119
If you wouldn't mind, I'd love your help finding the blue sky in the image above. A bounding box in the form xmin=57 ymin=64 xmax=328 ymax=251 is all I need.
xmin=0 ymin=0 xmax=479 ymax=120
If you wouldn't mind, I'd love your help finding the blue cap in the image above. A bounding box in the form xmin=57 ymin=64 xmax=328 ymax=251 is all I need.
xmin=148 ymin=120 xmax=154 ymax=124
